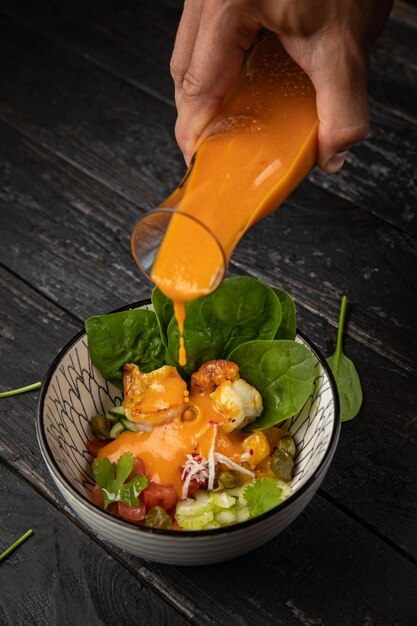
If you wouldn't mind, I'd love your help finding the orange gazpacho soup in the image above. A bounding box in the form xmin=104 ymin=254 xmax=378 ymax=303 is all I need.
xmin=150 ymin=35 xmax=318 ymax=363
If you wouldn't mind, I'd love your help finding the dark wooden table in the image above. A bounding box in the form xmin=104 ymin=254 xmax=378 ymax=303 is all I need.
xmin=1 ymin=1 xmax=417 ymax=624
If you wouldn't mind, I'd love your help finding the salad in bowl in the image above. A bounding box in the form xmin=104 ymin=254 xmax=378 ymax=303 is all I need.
xmin=38 ymin=277 xmax=339 ymax=564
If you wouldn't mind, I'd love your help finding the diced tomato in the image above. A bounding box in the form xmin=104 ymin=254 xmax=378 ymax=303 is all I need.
xmin=91 ymin=484 xmax=104 ymax=506
xmin=141 ymin=482 xmax=178 ymax=512
xmin=108 ymin=501 xmax=146 ymax=524
xmin=86 ymin=438 xmax=112 ymax=456
xmin=127 ymin=456 xmax=147 ymax=481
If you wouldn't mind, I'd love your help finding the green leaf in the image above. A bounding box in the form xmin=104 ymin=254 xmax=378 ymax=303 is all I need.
xmin=326 ymin=296 xmax=363 ymax=421
xmin=243 ymin=478 xmax=283 ymax=517
xmin=271 ymin=287 xmax=297 ymax=340
xmin=93 ymin=452 xmax=148 ymax=509
xmin=229 ymin=339 xmax=316 ymax=429
xmin=152 ymin=286 xmax=174 ymax=347
xmin=85 ymin=308 xmax=165 ymax=388
xmin=165 ymin=277 xmax=282 ymax=376
xmin=118 ymin=475 xmax=149 ymax=507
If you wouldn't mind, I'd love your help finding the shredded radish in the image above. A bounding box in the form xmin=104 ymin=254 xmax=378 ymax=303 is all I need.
xmin=180 ymin=430 xmax=255 ymax=499
xmin=180 ymin=454 xmax=209 ymax=500
xmin=214 ymin=452 xmax=255 ymax=478
xmin=207 ymin=424 xmax=218 ymax=491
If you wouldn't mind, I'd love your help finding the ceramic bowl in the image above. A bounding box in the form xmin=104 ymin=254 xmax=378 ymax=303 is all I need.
xmin=37 ymin=299 xmax=340 ymax=565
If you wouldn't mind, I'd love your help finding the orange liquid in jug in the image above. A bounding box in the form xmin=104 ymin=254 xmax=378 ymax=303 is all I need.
xmin=151 ymin=35 xmax=318 ymax=364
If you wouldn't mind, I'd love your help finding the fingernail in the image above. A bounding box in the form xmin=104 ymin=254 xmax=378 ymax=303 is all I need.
xmin=325 ymin=151 xmax=348 ymax=173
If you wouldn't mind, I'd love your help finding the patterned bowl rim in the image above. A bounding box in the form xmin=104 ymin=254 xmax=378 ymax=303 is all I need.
xmin=37 ymin=298 xmax=340 ymax=538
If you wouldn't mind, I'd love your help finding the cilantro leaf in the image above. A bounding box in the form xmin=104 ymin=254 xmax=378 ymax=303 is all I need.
xmin=93 ymin=452 xmax=148 ymax=509
xmin=243 ymin=478 xmax=283 ymax=517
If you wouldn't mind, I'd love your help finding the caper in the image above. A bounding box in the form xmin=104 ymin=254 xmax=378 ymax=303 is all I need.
xmin=277 ymin=435 xmax=296 ymax=457
xmin=144 ymin=506 xmax=173 ymax=530
xmin=216 ymin=471 xmax=241 ymax=489
xmin=90 ymin=413 xmax=111 ymax=440
xmin=181 ymin=405 xmax=198 ymax=422
xmin=271 ymin=450 xmax=294 ymax=482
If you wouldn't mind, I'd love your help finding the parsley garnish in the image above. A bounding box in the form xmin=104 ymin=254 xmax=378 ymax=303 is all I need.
xmin=243 ymin=478 xmax=283 ymax=517
xmin=93 ymin=452 xmax=148 ymax=509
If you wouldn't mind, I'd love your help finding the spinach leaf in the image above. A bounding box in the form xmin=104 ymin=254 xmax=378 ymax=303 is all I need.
xmin=326 ymin=296 xmax=363 ymax=421
xmin=165 ymin=277 xmax=282 ymax=376
xmin=229 ymin=339 xmax=316 ymax=429
xmin=271 ymin=287 xmax=297 ymax=340
xmin=151 ymin=286 xmax=174 ymax=346
xmin=85 ymin=308 xmax=165 ymax=388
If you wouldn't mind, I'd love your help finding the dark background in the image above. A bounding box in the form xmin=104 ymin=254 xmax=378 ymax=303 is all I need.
xmin=0 ymin=1 xmax=416 ymax=624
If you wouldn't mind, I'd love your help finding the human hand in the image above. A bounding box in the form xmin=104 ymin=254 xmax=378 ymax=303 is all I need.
xmin=170 ymin=0 xmax=392 ymax=173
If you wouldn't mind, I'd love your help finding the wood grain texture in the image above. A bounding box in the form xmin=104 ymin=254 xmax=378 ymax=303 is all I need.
xmin=0 ymin=463 xmax=188 ymax=626
xmin=1 ymin=1 xmax=416 ymax=235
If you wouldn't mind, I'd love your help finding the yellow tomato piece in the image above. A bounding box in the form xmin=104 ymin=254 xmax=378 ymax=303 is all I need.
xmin=242 ymin=431 xmax=270 ymax=470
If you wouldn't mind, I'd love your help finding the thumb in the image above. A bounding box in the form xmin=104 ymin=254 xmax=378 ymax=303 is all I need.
xmin=175 ymin=4 xmax=258 ymax=164
xmin=309 ymin=46 xmax=370 ymax=173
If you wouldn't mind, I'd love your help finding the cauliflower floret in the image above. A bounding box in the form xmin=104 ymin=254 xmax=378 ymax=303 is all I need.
xmin=210 ymin=378 xmax=263 ymax=432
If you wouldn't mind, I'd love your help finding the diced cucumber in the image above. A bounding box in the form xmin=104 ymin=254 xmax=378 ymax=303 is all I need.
xmin=176 ymin=491 xmax=212 ymax=517
xmin=204 ymin=521 xmax=221 ymax=530
xmin=209 ymin=492 xmax=236 ymax=510
xmin=105 ymin=411 xmax=119 ymax=424
xmin=176 ymin=510 xmax=214 ymax=530
xmin=120 ymin=418 xmax=137 ymax=432
xmin=108 ymin=405 xmax=126 ymax=418
xmin=215 ymin=509 xmax=237 ymax=525
xmin=226 ymin=484 xmax=249 ymax=507
xmin=109 ymin=421 xmax=125 ymax=438
xmin=106 ymin=405 xmax=126 ymax=423
xmin=236 ymin=507 xmax=251 ymax=523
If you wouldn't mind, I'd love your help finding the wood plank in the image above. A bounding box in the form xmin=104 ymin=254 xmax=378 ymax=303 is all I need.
xmin=0 ymin=11 xmax=182 ymax=207
xmin=1 ymin=2 xmax=417 ymax=236
xmin=0 ymin=463 xmax=189 ymax=626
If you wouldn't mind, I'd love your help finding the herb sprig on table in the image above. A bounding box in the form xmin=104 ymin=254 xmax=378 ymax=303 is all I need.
xmin=0 ymin=382 xmax=41 ymax=398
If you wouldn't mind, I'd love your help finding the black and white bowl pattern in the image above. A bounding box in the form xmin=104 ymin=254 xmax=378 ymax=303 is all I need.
xmin=37 ymin=300 xmax=340 ymax=565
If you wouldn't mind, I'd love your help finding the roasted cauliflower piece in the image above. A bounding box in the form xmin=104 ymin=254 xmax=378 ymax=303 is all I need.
xmin=210 ymin=378 xmax=263 ymax=433
xmin=190 ymin=359 xmax=240 ymax=394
